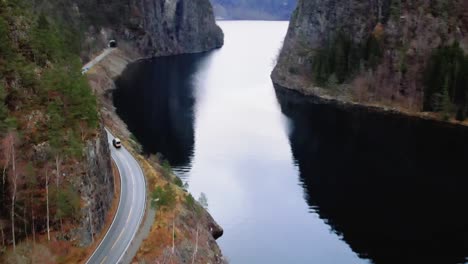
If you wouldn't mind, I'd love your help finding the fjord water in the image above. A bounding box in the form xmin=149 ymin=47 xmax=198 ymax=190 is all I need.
xmin=114 ymin=21 xmax=468 ymax=264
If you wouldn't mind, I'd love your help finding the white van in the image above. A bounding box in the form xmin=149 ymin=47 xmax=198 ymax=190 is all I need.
xmin=112 ymin=138 xmax=122 ymax=149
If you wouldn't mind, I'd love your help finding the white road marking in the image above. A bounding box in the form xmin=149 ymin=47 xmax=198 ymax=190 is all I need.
xmin=111 ymin=229 xmax=125 ymax=250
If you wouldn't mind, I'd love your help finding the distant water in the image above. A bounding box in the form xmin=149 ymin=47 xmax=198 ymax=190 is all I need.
xmin=114 ymin=21 xmax=468 ymax=264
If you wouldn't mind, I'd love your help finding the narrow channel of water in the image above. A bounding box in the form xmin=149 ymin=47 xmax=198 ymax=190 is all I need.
xmin=114 ymin=21 xmax=468 ymax=264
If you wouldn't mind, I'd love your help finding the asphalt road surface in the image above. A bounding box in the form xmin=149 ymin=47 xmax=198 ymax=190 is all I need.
xmin=86 ymin=130 xmax=146 ymax=264
xmin=82 ymin=48 xmax=113 ymax=74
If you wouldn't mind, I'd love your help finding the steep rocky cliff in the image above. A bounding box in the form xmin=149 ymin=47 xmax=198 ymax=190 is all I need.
xmin=273 ymin=0 xmax=468 ymax=114
xmin=79 ymin=126 xmax=114 ymax=246
xmin=78 ymin=0 xmax=224 ymax=59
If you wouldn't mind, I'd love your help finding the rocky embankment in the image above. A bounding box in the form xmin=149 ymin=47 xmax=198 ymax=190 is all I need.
xmin=78 ymin=126 xmax=114 ymax=246
xmin=81 ymin=0 xmax=226 ymax=260
xmin=273 ymin=0 xmax=468 ymax=116
xmin=87 ymin=46 xmax=226 ymax=263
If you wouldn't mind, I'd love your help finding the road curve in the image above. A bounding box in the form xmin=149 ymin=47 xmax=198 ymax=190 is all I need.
xmin=86 ymin=130 xmax=146 ymax=264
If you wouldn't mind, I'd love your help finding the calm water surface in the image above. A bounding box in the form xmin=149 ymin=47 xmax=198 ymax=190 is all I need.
xmin=114 ymin=21 xmax=468 ymax=264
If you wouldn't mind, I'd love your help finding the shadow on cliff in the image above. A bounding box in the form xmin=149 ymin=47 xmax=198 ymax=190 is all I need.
xmin=274 ymin=85 xmax=468 ymax=264
xmin=113 ymin=52 xmax=212 ymax=167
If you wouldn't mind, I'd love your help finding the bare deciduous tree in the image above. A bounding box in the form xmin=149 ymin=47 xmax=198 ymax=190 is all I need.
xmin=23 ymin=206 xmax=28 ymax=242
xmin=45 ymin=168 xmax=50 ymax=242
xmin=191 ymin=226 xmax=199 ymax=264
xmin=2 ymin=136 xmax=11 ymax=197
xmin=7 ymin=132 xmax=17 ymax=252
xmin=55 ymin=155 xmax=61 ymax=188
xmin=172 ymin=219 xmax=175 ymax=254
xmin=0 ymin=220 xmax=5 ymax=249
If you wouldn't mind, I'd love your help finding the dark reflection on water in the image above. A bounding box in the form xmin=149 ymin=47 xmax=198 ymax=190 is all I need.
xmin=275 ymin=85 xmax=468 ymax=264
xmin=114 ymin=54 xmax=209 ymax=166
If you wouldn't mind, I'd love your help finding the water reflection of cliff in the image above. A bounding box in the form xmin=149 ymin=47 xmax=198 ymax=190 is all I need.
xmin=275 ymin=85 xmax=468 ymax=264
xmin=114 ymin=53 xmax=209 ymax=166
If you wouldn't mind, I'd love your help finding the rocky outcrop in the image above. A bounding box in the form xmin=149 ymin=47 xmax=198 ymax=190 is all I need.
xmin=79 ymin=125 xmax=114 ymax=246
xmin=79 ymin=0 xmax=224 ymax=60
xmin=273 ymin=0 xmax=468 ymax=111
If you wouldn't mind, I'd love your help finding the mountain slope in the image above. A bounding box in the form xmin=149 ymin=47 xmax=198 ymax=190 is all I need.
xmin=273 ymin=0 xmax=468 ymax=120
xmin=0 ymin=0 xmax=224 ymax=262
xmin=78 ymin=0 xmax=224 ymax=59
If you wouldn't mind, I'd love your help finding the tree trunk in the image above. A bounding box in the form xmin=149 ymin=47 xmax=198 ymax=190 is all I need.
xmin=172 ymin=219 xmax=175 ymax=254
xmin=191 ymin=226 xmax=199 ymax=264
xmin=0 ymin=222 xmax=4 ymax=248
xmin=55 ymin=155 xmax=61 ymax=187
xmin=378 ymin=0 xmax=382 ymax=21
xmin=30 ymin=187 xmax=35 ymax=246
xmin=46 ymin=169 xmax=50 ymax=242
xmin=2 ymin=165 xmax=6 ymax=199
xmin=23 ymin=206 xmax=28 ymax=242
xmin=55 ymin=156 xmax=64 ymax=237
xmin=60 ymin=217 xmax=63 ymax=237
xmin=11 ymin=142 xmax=16 ymax=252
xmin=32 ymin=208 xmax=35 ymax=246
xmin=2 ymin=151 xmax=10 ymax=207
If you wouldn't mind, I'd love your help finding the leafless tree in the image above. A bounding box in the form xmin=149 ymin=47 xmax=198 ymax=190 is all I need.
xmin=377 ymin=0 xmax=383 ymax=21
xmin=191 ymin=226 xmax=199 ymax=264
xmin=45 ymin=168 xmax=50 ymax=241
xmin=7 ymin=133 xmax=17 ymax=252
xmin=0 ymin=220 xmax=5 ymax=249
xmin=172 ymin=219 xmax=175 ymax=254
xmin=23 ymin=206 xmax=28 ymax=242
xmin=55 ymin=155 xmax=64 ymax=236
xmin=31 ymin=207 xmax=35 ymax=246
xmin=2 ymin=134 xmax=12 ymax=201
xmin=55 ymin=155 xmax=61 ymax=188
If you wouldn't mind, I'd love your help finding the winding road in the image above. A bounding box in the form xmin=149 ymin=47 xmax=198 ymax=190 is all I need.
xmin=86 ymin=130 xmax=146 ymax=264
xmin=83 ymin=50 xmax=147 ymax=264
xmin=82 ymin=48 xmax=113 ymax=74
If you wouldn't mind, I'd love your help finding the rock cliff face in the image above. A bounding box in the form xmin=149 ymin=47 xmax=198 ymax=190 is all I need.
xmin=273 ymin=0 xmax=468 ymax=111
xmin=79 ymin=126 xmax=114 ymax=246
xmin=79 ymin=0 xmax=224 ymax=59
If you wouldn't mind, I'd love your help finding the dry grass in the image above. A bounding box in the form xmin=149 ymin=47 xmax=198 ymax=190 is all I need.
xmin=124 ymin=145 xmax=202 ymax=263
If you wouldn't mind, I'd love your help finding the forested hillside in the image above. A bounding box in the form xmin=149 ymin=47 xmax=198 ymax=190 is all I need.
xmin=211 ymin=0 xmax=296 ymax=20
xmin=0 ymin=0 xmax=225 ymax=262
xmin=0 ymin=0 xmax=112 ymax=262
xmin=273 ymin=0 xmax=468 ymax=121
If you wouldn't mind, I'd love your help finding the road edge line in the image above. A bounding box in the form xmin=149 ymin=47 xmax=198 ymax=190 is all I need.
xmin=86 ymin=129 xmax=125 ymax=264
xmin=116 ymin=149 xmax=147 ymax=264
